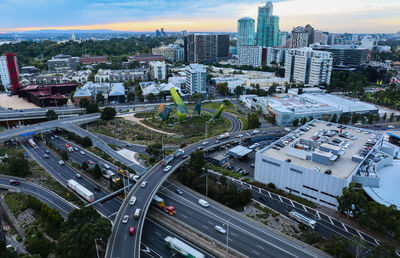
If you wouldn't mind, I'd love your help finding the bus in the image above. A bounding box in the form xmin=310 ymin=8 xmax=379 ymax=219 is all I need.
xmin=288 ymin=211 xmax=316 ymax=230
xmin=28 ymin=139 xmax=38 ymax=149
xmin=164 ymin=236 xmax=205 ymax=258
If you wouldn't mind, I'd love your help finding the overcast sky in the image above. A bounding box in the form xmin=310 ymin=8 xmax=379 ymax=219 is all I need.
xmin=0 ymin=0 xmax=399 ymax=33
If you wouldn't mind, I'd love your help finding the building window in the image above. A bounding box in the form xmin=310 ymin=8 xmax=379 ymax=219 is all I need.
xmin=290 ymin=168 xmax=303 ymax=174
xmin=321 ymin=191 xmax=336 ymax=198
xmin=303 ymin=185 xmax=318 ymax=192
xmin=320 ymin=199 xmax=337 ymax=207
xmin=262 ymin=158 xmax=281 ymax=167
xmin=302 ymin=193 xmax=317 ymax=200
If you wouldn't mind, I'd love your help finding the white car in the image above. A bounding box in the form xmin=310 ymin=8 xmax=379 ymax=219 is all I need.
xmin=164 ymin=165 xmax=172 ymax=172
xmin=103 ymin=164 xmax=111 ymax=169
xmin=58 ymin=160 xmax=64 ymax=165
xmin=198 ymin=199 xmax=210 ymax=207
xmin=252 ymin=130 xmax=260 ymax=134
xmin=202 ymin=141 xmax=208 ymax=145
xmin=122 ymin=215 xmax=129 ymax=224
xmin=214 ymin=225 xmax=227 ymax=234
xmin=235 ymin=134 xmax=243 ymax=138
xmin=75 ymin=173 xmax=82 ymax=178
xmin=79 ymin=151 xmax=85 ymax=155
xmin=140 ymin=181 xmax=148 ymax=188
xmin=74 ymin=147 xmax=79 ymax=151
xmin=129 ymin=196 xmax=137 ymax=206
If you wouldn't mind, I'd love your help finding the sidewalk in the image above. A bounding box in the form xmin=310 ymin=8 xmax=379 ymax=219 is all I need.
xmin=118 ymin=114 xmax=175 ymax=136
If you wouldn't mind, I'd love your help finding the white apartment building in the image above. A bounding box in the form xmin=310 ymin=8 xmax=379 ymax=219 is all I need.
xmin=265 ymin=47 xmax=286 ymax=66
xmin=0 ymin=56 xmax=11 ymax=89
xmin=238 ymin=45 xmax=263 ymax=67
xmin=185 ymin=64 xmax=207 ymax=94
xmin=285 ymin=48 xmax=333 ymax=86
xmin=149 ymin=61 xmax=166 ymax=81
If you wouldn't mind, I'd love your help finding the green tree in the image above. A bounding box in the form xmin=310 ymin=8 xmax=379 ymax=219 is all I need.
xmin=45 ymin=110 xmax=58 ymax=121
xmin=331 ymin=113 xmax=337 ymax=123
xmin=8 ymin=156 xmax=30 ymax=177
xmin=79 ymin=98 xmax=89 ymax=108
xmin=301 ymin=117 xmax=307 ymax=125
xmin=189 ymin=150 xmax=205 ymax=173
xmin=374 ymin=114 xmax=380 ymax=123
xmin=370 ymin=241 xmax=397 ymax=258
xmin=61 ymin=151 xmax=68 ymax=160
xmin=234 ymin=86 xmax=245 ymax=97
xmin=247 ymin=112 xmax=260 ymax=129
xmin=389 ymin=112 xmax=394 ymax=122
xmin=146 ymin=143 xmax=162 ymax=158
xmin=81 ymin=137 xmax=92 ymax=148
xmin=93 ymin=164 xmax=102 ymax=179
xmin=368 ymin=113 xmax=374 ymax=124
xmin=336 ymin=182 xmax=367 ymax=217
xmin=96 ymin=93 xmax=105 ymax=105
xmin=352 ymin=113 xmax=359 ymax=124
xmin=323 ymin=236 xmax=350 ymax=257
xmin=147 ymin=93 xmax=156 ymax=102
xmin=216 ymin=82 xmax=229 ymax=95
xmin=101 ymin=107 xmax=117 ymax=120
xmin=86 ymin=103 xmax=99 ymax=114
xmin=397 ymin=115 xmax=400 ymax=122
xmin=383 ymin=112 xmax=387 ymax=122
xmin=81 ymin=161 xmax=88 ymax=170
xmin=127 ymin=91 xmax=135 ymax=102
xmin=292 ymin=118 xmax=299 ymax=127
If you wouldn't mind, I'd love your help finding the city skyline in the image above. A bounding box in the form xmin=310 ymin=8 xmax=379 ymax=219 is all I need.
xmin=0 ymin=0 xmax=399 ymax=34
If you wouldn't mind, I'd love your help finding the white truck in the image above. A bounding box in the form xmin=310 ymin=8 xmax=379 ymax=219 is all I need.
xmin=67 ymin=179 xmax=95 ymax=203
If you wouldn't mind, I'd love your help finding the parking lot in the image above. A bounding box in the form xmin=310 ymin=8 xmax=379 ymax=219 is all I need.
xmin=204 ymin=136 xmax=276 ymax=180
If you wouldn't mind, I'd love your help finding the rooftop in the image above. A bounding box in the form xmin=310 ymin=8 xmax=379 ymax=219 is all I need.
xmin=261 ymin=120 xmax=383 ymax=179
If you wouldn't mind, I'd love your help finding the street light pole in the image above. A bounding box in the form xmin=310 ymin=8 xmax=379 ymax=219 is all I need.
xmin=94 ymin=238 xmax=102 ymax=258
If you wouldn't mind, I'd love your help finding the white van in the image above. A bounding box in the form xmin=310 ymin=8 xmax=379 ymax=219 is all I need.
xmin=198 ymin=199 xmax=210 ymax=207
xmin=130 ymin=196 xmax=137 ymax=206
xmin=134 ymin=208 xmax=141 ymax=219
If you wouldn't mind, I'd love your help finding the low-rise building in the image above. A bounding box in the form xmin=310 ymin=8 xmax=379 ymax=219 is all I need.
xmin=79 ymin=55 xmax=108 ymax=65
xmin=95 ymin=68 xmax=147 ymax=83
xmin=255 ymin=120 xmax=384 ymax=209
xmin=240 ymin=93 xmax=378 ymax=127
xmin=128 ymin=54 xmax=165 ymax=64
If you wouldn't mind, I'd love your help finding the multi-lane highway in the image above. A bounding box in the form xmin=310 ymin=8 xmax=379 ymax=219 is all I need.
xmin=0 ymin=113 xmax=100 ymax=143
xmin=17 ymin=135 xmax=213 ymax=257
xmin=106 ymin=128 xmax=323 ymax=258
xmin=156 ymin=181 xmax=325 ymax=258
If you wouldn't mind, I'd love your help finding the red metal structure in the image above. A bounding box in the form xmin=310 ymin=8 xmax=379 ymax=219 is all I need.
xmin=5 ymin=53 xmax=20 ymax=94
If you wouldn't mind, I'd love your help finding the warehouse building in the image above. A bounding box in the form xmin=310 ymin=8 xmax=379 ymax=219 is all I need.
xmin=254 ymin=121 xmax=384 ymax=209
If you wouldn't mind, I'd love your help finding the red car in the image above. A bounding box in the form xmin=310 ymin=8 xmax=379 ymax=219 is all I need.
xmin=129 ymin=227 xmax=135 ymax=236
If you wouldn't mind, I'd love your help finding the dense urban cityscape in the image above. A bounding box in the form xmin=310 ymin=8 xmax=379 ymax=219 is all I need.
xmin=0 ymin=0 xmax=400 ymax=258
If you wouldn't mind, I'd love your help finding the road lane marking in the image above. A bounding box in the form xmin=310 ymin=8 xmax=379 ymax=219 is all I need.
xmin=341 ymin=223 xmax=348 ymax=232
xmin=258 ymin=188 xmax=261 ymax=194
xmin=251 ymin=250 xmax=261 ymax=255
xmin=278 ymin=195 xmax=283 ymax=202
xmin=289 ymin=200 xmax=294 ymax=207
xmin=155 ymin=231 xmax=161 ymax=236
xmin=256 ymin=244 xmax=265 ymax=250
xmin=202 ymin=225 xmax=208 ymax=230
xmin=303 ymin=205 xmax=307 ymax=212
xmin=357 ymin=230 xmax=364 ymax=240
xmin=328 ymin=216 xmax=334 ymax=225
xmin=316 ymin=211 xmax=321 ymax=220
xmin=374 ymin=239 xmax=379 ymax=245
xmin=267 ymin=191 xmax=272 ymax=198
